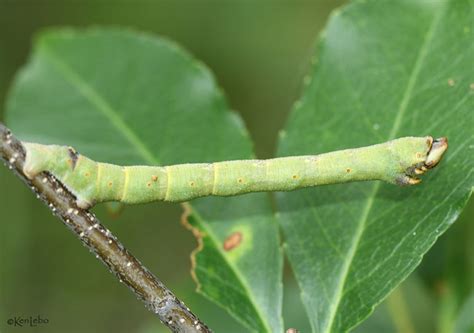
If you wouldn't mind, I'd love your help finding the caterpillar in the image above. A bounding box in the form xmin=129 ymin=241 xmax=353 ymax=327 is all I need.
xmin=22 ymin=136 xmax=448 ymax=209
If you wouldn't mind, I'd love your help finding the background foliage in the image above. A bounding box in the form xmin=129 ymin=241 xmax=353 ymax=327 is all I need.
xmin=0 ymin=1 xmax=472 ymax=333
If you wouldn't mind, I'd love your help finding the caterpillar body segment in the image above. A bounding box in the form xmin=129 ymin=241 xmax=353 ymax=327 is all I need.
xmin=22 ymin=136 xmax=448 ymax=209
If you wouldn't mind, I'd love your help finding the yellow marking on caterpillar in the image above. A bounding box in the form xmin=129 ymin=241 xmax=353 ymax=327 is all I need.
xmin=164 ymin=166 xmax=171 ymax=201
xmin=122 ymin=167 xmax=130 ymax=202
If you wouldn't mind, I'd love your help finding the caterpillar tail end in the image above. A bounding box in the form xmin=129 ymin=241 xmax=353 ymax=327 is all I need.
xmin=398 ymin=137 xmax=448 ymax=186
xmin=23 ymin=143 xmax=47 ymax=179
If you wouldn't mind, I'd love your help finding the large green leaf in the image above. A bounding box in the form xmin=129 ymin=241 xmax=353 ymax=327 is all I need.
xmin=276 ymin=0 xmax=473 ymax=332
xmin=6 ymin=28 xmax=282 ymax=332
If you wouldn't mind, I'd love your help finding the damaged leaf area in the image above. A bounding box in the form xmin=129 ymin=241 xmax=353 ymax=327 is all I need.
xmin=182 ymin=196 xmax=282 ymax=332
xmin=223 ymin=231 xmax=243 ymax=252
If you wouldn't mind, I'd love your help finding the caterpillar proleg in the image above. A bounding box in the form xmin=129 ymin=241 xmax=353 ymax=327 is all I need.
xmin=22 ymin=136 xmax=448 ymax=209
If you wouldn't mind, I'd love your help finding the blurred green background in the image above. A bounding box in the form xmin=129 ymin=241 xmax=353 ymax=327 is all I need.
xmin=0 ymin=1 xmax=472 ymax=332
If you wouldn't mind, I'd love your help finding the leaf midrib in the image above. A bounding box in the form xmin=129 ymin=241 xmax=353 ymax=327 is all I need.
xmin=39 ymin=42 xmax=160 ymax=166
xmin=323 ymin=4 xmax=446 ymax=333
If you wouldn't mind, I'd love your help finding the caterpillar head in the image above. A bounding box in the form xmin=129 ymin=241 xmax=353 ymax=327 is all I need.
xmin=397 ymin=137 xmax=448 ymax=185
xmin=424 ymin=137 xmax=448 ymax=169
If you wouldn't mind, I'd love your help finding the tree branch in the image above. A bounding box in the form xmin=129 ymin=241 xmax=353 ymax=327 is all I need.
xmin=0 ymin=122 xmax=211 ymax=333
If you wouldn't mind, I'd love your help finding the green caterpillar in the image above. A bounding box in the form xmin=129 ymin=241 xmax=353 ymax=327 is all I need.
xmin=22 ymin=136 xmax=447 ymax=209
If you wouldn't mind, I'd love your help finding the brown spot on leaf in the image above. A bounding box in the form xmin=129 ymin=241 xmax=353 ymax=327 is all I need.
xmin=151 ymin=175 xmax=158 ymax=182
xmin=292 ymin=174 xmax=298 ymax=179
xmin=448 ymin=78 xmax=455 ymax=86
xmin=238 ymin=178 xmax=243 ymax=183
xmin=146 ymin=182 xmax=152 ymax=187
xmin=223 ymin=232 xmax=243 ymax=251
xmin=108 ymin=181 xmax=113 ymax=187
xmin=346 ymin=168 xmax=351 ymax=173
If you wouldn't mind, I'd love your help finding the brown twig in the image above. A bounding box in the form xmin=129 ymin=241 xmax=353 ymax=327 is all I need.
xmin=0 ymin=122 xmax=211 ymax=333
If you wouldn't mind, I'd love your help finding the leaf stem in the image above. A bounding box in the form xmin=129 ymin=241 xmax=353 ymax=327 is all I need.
xmin=0 ymin=122 xmax=211 ymax=333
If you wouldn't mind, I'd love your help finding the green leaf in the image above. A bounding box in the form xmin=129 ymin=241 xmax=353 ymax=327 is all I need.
xmin=276 ymin=0 xmax=473 ymax=332
xmin=6 ymin=28 xmax=283 ymax=332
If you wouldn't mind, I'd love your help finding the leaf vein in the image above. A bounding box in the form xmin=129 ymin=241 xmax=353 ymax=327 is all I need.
xmin=39 ymin=43 xmax=160 ymax=165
